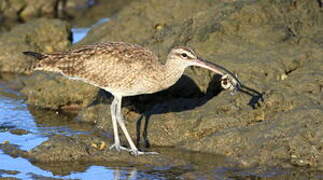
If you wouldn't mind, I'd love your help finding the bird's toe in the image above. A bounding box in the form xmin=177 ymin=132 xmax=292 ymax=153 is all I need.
xmin=109 ymin=143 xmax=130 ymax=152
xmin=129 ymin=149 xmax=159 ymax=156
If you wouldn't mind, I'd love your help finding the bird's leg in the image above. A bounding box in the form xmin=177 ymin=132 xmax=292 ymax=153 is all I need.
xmin=109 ymin=97 xmax=130 ymax=152
xmin=114 ymin=96 xmax=158 ymax=156
xmin=109 ymin=98 xmax=120 ymax=150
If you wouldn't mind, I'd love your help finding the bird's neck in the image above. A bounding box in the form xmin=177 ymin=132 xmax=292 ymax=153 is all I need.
xmin=160 ymin=58 xmax=187 ymax=89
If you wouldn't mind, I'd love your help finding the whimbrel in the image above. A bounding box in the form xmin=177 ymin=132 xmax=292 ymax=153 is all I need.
xmin=23 ymin=42 xmax=240 ymax=155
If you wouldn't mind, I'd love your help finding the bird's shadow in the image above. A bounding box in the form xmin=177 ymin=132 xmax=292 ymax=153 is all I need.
xmin=130 ymin=74 xmax=264 ymax=149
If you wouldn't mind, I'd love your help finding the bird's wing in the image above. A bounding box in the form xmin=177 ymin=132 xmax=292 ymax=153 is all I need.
xmin=40 ymin=42 xmax=160 ymax=90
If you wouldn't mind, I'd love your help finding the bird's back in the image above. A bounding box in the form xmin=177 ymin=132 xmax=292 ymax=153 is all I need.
xmin=28 ymin=42 xmax=165 ymax=96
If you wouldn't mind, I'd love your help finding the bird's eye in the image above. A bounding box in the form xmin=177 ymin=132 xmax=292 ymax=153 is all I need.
xmin=181 ymin=53 xmax=188 ymax=58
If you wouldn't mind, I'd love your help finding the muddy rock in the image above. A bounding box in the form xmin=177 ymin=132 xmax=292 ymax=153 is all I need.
xmin=69 ymin=0 xmax=135 ymax=27
xmin=0 ymin=0 xmax=136 ymax=29
xmin=0 ymin=0 xmax=26 ymax=21
xmin=0 ymin=134 xmax=187 ymax=171
xmin=0 ymin=18 xmax=71 ymax=73
xmin=76 ymin=103 xmax=112 ymax=127
xmin=0 ymin=0 xmax=57 ymax=22
xmin=81 ymin=0 xmax=322 ymax=93
xmin=0 ymin=169 xmax=20 ymax=176
xmin=181 ymin=105 xmax=323 ymax=168
xmin=76 ymin=0 xmax=323 ymax=169
xmin=9 ymin=129 xmax=29 ymax=135
xmin=19 ymin=0 xmax=58 ymax=21
xmin=27 ymin=134 xmax=186 ymax=166
xmin=0 ymin=134 xmax=247 ymax=177
xmin=21 ymin=72 xmax=98 ymax=110
xmin=80 ymin=0 xmax=217 ymax=45
xmin=77 ymin=79 xmax=323 ymax=169
xmin=0 ymin=140 xmax=321 ymax=178
xmin=0 ymin=0 xmax=82 ymax=22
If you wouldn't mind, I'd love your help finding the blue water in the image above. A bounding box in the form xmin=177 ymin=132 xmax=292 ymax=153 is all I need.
xmin=72 ymin=28 xmax=90 ymax=43
xmin=72 ymin=17 xmax=109 ymax=43
xmin=0 ymin=154 xmax=156 ymax=179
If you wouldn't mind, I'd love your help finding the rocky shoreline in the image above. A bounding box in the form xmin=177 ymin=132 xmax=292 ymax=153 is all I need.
xmin=0 ymin=0 xmax=322 ymax=173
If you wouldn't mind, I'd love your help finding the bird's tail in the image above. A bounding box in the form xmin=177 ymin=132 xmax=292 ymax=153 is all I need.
xmin=23 ymin=51 xmax=46 ymax=60
xmin=22 ymin=51 xmax=48 ymax=74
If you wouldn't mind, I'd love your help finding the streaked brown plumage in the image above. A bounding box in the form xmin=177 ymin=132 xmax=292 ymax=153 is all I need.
xmin=30 ymin=42 xmax=187 ymax=96
xmin=23 ymin=41 xmax=240 ymax=155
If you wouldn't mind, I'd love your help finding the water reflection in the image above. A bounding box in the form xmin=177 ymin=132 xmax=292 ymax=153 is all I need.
xmin=0 ymin=154 xmax=57 ymax=179
xmin=68 ymin=166 xmax=139 ymax=180
xmin=0 ymin=154 xmax=143 ymax=179
xmin=0 ymin=87 xmax=90 ymax=151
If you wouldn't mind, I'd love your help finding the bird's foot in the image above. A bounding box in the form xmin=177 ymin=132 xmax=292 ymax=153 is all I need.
xmin=129 ymin=149 xmax=159 ymax=156
xmin=109 ymin=143 xmax=131 ymax=152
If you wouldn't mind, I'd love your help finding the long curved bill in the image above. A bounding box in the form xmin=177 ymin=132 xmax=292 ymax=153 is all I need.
xmin=193 ymin=57 xmax=242 ymax=90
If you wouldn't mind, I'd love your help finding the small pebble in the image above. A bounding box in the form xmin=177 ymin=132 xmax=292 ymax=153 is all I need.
xmin=154 ymin=23 xmax=164 ymax=30
xmin=91 ymin=143 xmax=98 ymax=148
xmin=90 ymin=141 xmax=107 ymax=150
xmin=281 ymin=74 xmax=288 ymax=80
xmin=99 ymin=141 xmax=107 ymax=150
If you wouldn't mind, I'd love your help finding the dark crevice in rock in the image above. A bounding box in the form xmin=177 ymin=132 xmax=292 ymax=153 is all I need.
xmin=16 ymin=4 xmax=27 ymax=23
xmin=285 ymin=67 xmax=298 ymax=75
xmin=287 ymin=27 xmax=297 ymax=38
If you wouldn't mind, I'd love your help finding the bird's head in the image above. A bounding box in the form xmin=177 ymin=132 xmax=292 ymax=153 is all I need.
xmin=168 ymin=46 xmax=241 ymax=91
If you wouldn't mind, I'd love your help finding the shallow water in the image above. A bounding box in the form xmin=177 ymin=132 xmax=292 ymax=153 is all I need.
xmin=72 ymin=28 xmax=90 ymax=43
xmin=72 ymin=17 xmax=109 ymax=43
